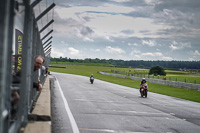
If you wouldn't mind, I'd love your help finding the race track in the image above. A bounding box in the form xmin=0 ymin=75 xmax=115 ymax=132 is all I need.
xmin=51 ymin=72 xmax=200 ymax=133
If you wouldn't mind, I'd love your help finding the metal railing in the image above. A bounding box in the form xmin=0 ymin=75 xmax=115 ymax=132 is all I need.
xmin=0 ymin=1 xmax=15 ymax=133
xmin=98 ymin=71 xmax=200 ymax=91
xmin=0 ymin=0 xmax=55 ymax=133
xmin=129 ymin=76 xmax=200 ymax=91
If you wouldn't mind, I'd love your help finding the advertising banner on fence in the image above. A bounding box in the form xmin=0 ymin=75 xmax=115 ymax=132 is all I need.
xmin=15 ymin=29 xmax=23 ymax=72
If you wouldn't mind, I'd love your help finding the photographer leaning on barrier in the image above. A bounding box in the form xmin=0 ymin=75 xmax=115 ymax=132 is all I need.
xmin=12 ymin=55 xmax=45 ymax=91
xmin=33 ymin=55 xmax=45 ymax=91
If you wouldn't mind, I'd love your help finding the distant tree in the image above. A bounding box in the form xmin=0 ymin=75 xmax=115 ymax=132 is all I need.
xmin=138 ymin=65 xmax=144 ymax=68
xmin=149 ymin=66 xmax=166 ymax=76
xmin=68 ymin=58 xmax=74 ymax=62
xmin=50 ymin=58 xmax=200 ymax=69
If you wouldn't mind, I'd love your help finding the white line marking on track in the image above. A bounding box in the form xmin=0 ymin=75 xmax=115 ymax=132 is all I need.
xmin=55 ymin=76 xmax=80 ymax=133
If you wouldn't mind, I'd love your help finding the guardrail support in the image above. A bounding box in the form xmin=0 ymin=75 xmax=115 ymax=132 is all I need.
xmin=30 ymin=0 xmax=42 ymax=8
xmin=43 ymin=36 xmax=52 ymax=45
xmin=45 ymin=48 xmax=51 ymax=55
xmin=44 ymin=45 xmax=52 ymax=52
xmin=43 ymin=41 xmax=52 ymax=49
xmin=41 ymin=29 xmax=53 ymax=40
xmin=36 ymin=3 xmax=56 ymax=21
xmin=39 ymin=19 xmax=54 ymax=33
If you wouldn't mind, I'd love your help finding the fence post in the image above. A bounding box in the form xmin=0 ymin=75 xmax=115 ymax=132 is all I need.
xmin=0 ymin=0 xmax=15 ymax=132
xmin=15 ymin=0 xmax=34 ymax=129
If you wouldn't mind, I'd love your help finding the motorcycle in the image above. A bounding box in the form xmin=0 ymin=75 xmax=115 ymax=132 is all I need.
xmin=90 ymin=76 xmax=94 ymax=84
xmin=140 ymin=83 xmax=148 ymax=98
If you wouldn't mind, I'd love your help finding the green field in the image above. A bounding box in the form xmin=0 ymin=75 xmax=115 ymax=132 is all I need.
xmin=51 ymin=61 xmax=114 ymax=67
xmin=49 ymin=63 xmax=200 ymax=103
xmin=110 ymin=68 xmax=200 ymax=84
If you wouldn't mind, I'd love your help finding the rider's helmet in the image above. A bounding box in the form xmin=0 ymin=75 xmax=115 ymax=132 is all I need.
xmin=141 ymin=78 xmax=146 ymax=84
xmin=142 ymin=78 xmax=146 ymax=81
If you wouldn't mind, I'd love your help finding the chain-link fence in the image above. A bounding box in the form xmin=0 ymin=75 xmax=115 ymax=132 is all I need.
xmin=0 ymin=0 xmax=55 ymax=133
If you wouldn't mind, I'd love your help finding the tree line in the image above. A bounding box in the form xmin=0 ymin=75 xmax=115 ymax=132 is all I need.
xmin=50 ymin=57 xmax=200 ymax=69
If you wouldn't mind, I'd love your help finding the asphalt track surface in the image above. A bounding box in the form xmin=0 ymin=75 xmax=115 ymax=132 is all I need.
xmin=51 ymin=72 xmax=200 ymax=133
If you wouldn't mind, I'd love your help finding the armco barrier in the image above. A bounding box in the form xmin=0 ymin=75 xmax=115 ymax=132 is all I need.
xmin=130 ymin=76 xmax=200 ymax=91
xmin=98 ymin=71 xmax=200 ymax=91
xmin=98 ymin=71 xmax=127 ymax=79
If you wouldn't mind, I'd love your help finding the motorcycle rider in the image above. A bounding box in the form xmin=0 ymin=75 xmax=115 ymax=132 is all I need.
xmin=90 ymin=74 xmax=94 ymax=83
xmin=140 ymin=78 xmax=147 ymax=92
xmin=90 ymin=74 xmax=94 ymax=79
xmin=141 ymin=78 xmax=146 ymax=84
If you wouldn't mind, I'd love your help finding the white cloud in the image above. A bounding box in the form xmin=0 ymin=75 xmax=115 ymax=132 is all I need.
xmin=110 ymin=0 xmax=130 ymax=2
xmin=51 ymin=48 xmax=64 ymax=58
xmin=169 ymin=44 xmax=178 ymax=50
xmin=134 ymin=55 xmax=141 ymax=59
xmin=90 ymin=48 xmax=101 ymax=52
xmin=140 ymin=52 xmax=173 ymax=60
xmin=61 ymin=41 xmax=65 ymax=44
xmin=68 ymin=47 xmax=80 ymax=55
xmin=84 ymin=13 xmax=164 ymax=38
xmin=142 ymin=40 xmax=156 ymax=47
xmin=158 ymin=9 xmax=194 ymax=27
xmin=128 ymin=43 xmax=139 ymax=46
xmin=142 ymin=52 xmax=162 ymax=56
xmin=55 ymin=3 xmax=134 ymax=21
xmin=128 ymin=54 xmax=142 ymax=60
xmin=162 ymin=56 xmax=173 ymax=61
xmin=83 ymin=37 xmax=94 ymax=42
xmin=130 ymin=50 xmax=141 ymax=56
xmin=156 ymin=48 xmax=160 ymax=51
xmin=169 ymin=41 xmax=191 ymax=50
xmin=49 ymin=0 xmax=200 ymax=61
xmin=194 ymin=50 xmax=200 ymax=56
xmin=105 ymin=46 xmax=126 ymax=54
xmin=75 ymin=26 xmax=94 ymax=41
xmin=54 ymin=1 xmax=168 ymax=40
xmin=144 ymin=0 xmax=154 ymax=4
xmin=189 ymin=58 xmax=194 ymax=61
xmin=105 ymin=36 xmax=114 ymax=42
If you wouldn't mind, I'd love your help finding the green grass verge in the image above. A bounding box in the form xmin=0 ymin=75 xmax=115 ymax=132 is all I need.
xmin=133 ymin=75 xmax=200 ymax=84
xmin=49 ymin=64 xmax=200 ymax=103
xmin=110 ymin=68 xmax=200 ymax=84
xmin=50 ymin=61 xmax=114 ymax=67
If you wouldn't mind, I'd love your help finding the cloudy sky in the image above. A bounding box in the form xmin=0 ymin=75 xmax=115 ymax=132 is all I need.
xmin=37 ymin=0 xmax=200 ymax=61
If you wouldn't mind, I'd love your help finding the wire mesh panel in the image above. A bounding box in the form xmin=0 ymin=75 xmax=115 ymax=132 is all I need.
xmin=0 ymin=0 xmax=55 ymax=132
xmin=0 ymin=0 xmax=15 ymax=133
